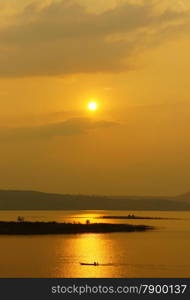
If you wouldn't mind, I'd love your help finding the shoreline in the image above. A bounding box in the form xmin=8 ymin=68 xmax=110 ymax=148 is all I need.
xmin=101 ymin=215 xmax=176 ymax=220
xmin=0 ymin=221 xmax=153 ymax=235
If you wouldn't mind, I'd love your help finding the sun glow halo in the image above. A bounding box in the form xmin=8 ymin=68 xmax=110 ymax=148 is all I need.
xmin=88 ymin=101 xmax=97 ymax=111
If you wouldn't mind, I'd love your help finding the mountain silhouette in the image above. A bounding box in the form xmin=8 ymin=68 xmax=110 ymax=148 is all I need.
xmin=0 ymin=190 xmax=190 ymax=210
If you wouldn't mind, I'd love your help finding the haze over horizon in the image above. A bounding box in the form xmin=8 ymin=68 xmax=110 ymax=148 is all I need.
xmin=1 ymin=0 xmax=190 ymax=196
xmin=0 ymin=188 xmax=188 ymax=198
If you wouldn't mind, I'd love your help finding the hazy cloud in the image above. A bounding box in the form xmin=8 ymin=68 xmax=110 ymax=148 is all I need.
xmin=0 ymin=117 xmax=118 ymax=141
xmin=0 ymin=0 xmax=189 ymax=77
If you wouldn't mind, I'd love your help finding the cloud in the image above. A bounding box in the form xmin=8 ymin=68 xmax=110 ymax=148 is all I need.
xmin=0 ymin=117 xmax=118 ymax=141
xmin=0 ymin=0 xmax=189 ymax=77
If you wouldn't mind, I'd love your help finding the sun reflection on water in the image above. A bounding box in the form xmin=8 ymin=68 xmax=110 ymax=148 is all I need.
xmin=56 ymin=233 xmax=115 ymax=277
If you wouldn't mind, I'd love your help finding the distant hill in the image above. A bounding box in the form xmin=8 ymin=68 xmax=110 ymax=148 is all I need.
xmin=174 ymin=192 xmax=190 ymax=203
xmin=0 ymin=190 xmax=190 ymax=210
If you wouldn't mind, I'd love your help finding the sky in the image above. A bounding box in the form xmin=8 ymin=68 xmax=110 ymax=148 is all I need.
xmin=0 ymin=0 xmax=190 ymax=196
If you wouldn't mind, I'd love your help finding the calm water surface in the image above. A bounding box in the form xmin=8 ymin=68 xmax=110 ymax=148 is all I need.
xmin=0 ymin=210 xmax=189 ymax=277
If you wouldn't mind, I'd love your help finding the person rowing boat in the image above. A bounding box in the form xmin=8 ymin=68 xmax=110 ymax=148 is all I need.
xmin=80 ymin=262 xmax=99 ymax=266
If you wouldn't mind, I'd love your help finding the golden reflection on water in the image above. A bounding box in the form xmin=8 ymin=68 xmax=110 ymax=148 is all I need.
xmin=69 ymin=212 xmax=104 ymax=224
xmin=56 ymin=212 xmax=119 ymax=277
xmin=56 ymin=233 xmax=115 ymax=278
xmin=1 ymin=211 xmax=190 ymax=277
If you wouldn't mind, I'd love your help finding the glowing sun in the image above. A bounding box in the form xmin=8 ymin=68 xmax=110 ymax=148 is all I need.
xmin=88 ymin=101 xmax=97 ymax=111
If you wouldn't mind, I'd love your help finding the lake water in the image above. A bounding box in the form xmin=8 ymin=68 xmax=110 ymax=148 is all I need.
xmin=0 ymin=210 xmax=190 ymax=277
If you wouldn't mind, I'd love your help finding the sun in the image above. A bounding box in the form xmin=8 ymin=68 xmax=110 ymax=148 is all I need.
xmin=88 ymin=101 xmax=97 ymax=111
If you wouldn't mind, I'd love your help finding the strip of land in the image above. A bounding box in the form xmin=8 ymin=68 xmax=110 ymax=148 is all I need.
xmin=101 ymin=215 xmax=174 ymax=220
xmin=0 ymin=221 xmax=153 ymax=235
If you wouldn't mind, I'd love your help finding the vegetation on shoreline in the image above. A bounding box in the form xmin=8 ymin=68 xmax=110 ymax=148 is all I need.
xmin=101 ymin=214 xmax=173 ymax=220
xmin=0 ymin=221 xmax=153 ymax=235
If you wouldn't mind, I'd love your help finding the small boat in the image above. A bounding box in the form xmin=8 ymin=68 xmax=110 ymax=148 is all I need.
xmin=80 ymin=262 xmax=99 ymax=266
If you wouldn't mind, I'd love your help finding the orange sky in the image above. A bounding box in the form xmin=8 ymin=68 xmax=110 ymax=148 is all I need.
xmin=0 ymin=0 xmax=190 ymax=196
